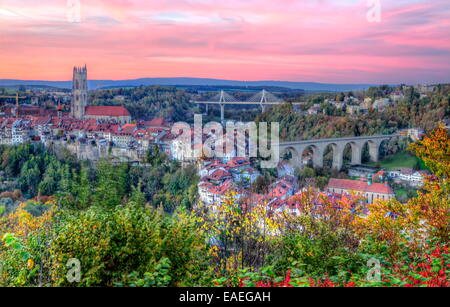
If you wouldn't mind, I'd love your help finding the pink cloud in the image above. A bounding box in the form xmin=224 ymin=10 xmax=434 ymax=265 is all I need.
xmin=0 ymin=0 xmax=449 ymax=83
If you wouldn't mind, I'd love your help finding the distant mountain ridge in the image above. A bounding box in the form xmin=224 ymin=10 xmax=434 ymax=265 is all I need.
xmin=0 ymin=77 xmax=379 ymax=92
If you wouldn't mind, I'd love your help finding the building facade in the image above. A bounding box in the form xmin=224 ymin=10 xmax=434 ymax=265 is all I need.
xmin=84 ymin=106 xmax=131 ymax=123
xmin=327 ymin=178 xmax=395 ymax=204
xmin=70 ymin=66 xmax=131 ymax=123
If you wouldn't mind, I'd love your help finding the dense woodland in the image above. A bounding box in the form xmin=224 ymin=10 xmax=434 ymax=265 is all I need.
xmin=258 ymin=85 xmax=449 ymax=141
xmin=0 ymin=144 xmax=198 ymax=214
xmin=88 ymin=85 xmax=268 ymax=122
xmin=89 ymin=86 xmax=193 ymax=122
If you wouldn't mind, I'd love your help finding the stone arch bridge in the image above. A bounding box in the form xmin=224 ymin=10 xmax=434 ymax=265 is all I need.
xmin=279 ymin=134 xmax=398 ymax=170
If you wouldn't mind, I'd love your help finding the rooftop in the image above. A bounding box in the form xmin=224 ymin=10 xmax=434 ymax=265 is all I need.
xmin=85 ymin=106 xmax=130 ymax=117
xmin=328 ymin=178 xmax=394 ymax=195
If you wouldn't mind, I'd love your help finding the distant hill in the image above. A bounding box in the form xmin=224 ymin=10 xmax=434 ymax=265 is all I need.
xmin=0 ymin=77 xmax=378 ymax=92
xmin=0 ymin=84 xmax=70 ymax=91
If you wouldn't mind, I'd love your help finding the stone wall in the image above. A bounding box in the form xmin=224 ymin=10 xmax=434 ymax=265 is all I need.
xmin=46 ymin=140 xmax=141 ymax=163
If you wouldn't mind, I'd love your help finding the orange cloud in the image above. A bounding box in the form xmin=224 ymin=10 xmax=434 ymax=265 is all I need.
xmin=0 ymin=0 xmax=449 ymax=83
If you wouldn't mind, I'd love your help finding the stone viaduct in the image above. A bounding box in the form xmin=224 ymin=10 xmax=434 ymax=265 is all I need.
xmin=279 ymin=134 xmax=397 ymax=170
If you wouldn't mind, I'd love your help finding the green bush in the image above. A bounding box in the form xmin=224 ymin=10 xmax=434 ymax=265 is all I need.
xmin=49 ymin=204 xmax=212 ymax=287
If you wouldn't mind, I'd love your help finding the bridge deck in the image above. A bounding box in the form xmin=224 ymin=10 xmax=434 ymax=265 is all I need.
xmin=191 ymin=101 xmax=305 ymax=105
xmin=280 ymin=134 xmax=397 ymax=146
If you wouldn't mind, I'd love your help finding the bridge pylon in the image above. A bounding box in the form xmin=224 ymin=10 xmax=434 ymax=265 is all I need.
xmin=248 ymin=89 xmax=284 ymax=113
xmin=192 ymin=89 xmax=289 ymax=121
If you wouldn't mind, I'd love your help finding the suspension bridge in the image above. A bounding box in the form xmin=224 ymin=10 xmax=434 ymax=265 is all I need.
xmin=191 ymin=90 xmax=305 ymax=122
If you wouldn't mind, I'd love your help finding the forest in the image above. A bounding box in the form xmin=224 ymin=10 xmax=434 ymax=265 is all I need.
xmin=258 ymin=85 xmax=450 ymax=141
xmin=0 ymin=144 xmax=198 ymax=214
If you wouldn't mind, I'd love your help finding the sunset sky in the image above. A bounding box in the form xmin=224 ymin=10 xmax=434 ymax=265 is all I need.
xmin=0 ymin=0 xmax=449 ymax=84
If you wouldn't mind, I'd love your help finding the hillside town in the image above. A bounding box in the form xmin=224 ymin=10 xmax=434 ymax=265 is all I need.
xmin=0 ymin=67 xmax=436 ymax=212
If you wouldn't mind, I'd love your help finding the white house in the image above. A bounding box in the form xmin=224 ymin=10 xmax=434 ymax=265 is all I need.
xmin=396 ymin=168 xmax=430 ymax=186
xmin=12 ymin=120 xmax=31 ymax=145
xmin=373 ymin=98 xmax=391 ymax=111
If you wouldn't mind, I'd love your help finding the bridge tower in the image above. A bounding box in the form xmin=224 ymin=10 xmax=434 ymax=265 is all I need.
xmin=260 ymin=89 xmax=268 ymax=112
xmin=247 ymin=89 xmax=283 ymax=113
xmin=219 ymin=90 xmax=226 ymax=123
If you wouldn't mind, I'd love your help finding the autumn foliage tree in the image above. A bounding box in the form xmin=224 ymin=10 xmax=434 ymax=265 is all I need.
xmin=198 ymin=192 xmax=283 ymax=277
xmin=0 ymin=201 xmax=56 ymax=286
xmin=354 ymin=123 xmax=449 ymax=257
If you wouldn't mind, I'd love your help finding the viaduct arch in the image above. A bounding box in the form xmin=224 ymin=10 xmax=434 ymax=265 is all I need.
xmin=279 ymin=134 xmax=395 ymax=171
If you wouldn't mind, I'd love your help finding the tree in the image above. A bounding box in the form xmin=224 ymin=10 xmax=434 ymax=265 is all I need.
xmin=0 ymin=202 xmax=56 ymax=286
xmin=354 ymin=124 xmax=450 ymax=257
xmin=299 ymin=167 xmax=315 ymax=180
xmin=49 ymin=204 xmax=211 ymax=287
xmin=93 ymin=160 xmax=128 ymax=208
xmin=251 ymin=175 xmax=270 ymax=194
xmin=18 ymin=160 xmax=41 ymax=198
xmin=409 ymin=123 xmax=450 ymax=181
xmin=199 ymin=192 xmax=282 ymax=276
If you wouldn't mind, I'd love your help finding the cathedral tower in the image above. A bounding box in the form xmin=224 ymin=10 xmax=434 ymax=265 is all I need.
xmin=71 ymin=65 xmax=88 ymax=119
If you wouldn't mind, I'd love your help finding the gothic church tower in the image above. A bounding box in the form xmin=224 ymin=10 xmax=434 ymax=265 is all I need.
xmin=71 ymin=65 xmax=88 ymax=119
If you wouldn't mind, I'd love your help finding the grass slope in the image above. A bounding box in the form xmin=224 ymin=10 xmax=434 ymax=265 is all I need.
xmin=367 ymin=151 xmax=427 ymax=170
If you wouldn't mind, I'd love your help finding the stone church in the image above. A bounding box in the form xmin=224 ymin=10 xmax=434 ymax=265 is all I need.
xmin=71 ymin=65 xmax=131 ymax=123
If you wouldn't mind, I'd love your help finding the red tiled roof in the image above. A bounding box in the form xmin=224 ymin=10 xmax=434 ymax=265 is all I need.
xmin=328 ymin=178 xmax=394 ymax=195
xmin=374 ymin=170 xmax=385 ymax=177
xmin=268 ymin=180 xmax=293 ymax=198
xmin=85 ymin=106 xmax=130 ymax=117
xmin=207 ymin=180 xmax=233 ymax=195
xmin=120 ymin=123 xmax=137 ymax=133
xmin=227 ymin=157 xmax=251 ymax=168
xmin=209 ymin=168 xmax=232 ymax=181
